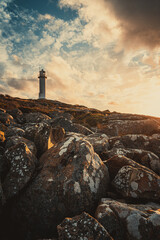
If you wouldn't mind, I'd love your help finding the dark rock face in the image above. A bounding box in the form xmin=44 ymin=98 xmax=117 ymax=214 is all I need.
xmin=2 ymin=142 xmax=37 ymax=199
xmin=34 ymin=122 xmax=55 ymax=157
xmin=0 ymin=112 xmax=15 ymax=126
xmin=52 ymin=126 xmax=65 ymax=143
xmin=103 ymin=147 xmax=160 ymax=175
xmin=48 ymin=111 xmax=73 ymax=121
xmin=23 ymin=122 xmax=56 ymax=157
xmin=112 ymin=165 xmax=160 ymax=200
xmin=95 ymin=199 xmax=160 ymax=240
xmin=11 ymin=135 xmax=109 ymax=238
xmin=5 ymin=136 xmax=37 ymax=156
xmin=85 ymin=133 xmax=109 ymax=156
xmin=5 ymin=126 xmax=25 ymax=138
xmin=51 ymin=117 xmax=93 ymax=135
xmin=23 ymin=122 xmax=41 ymax=141
xmin=7 ymin=108 xmax=25 ymax=124
xmin=57 ymin=212 xmax=113 ymax=240
xmin=101 ymin=119 xmax=160 ymax=137
xmin=95 ymin=199 xmax=125 ymax=240
xmin=105 ymin=155 xmax=158 ymax=181
xmin=109 ymin=134 xmax=160 ymax=157
xmin=25 ymin=112 xmax=51 ymax=123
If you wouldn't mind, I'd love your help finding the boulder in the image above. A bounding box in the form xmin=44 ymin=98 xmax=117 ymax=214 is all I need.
xmin=95 ymin=198 xmax=160 ymax=240
xmin=57 ymin=212 xmax=113 ymax=240
xmin=7 ymin=108 xmax=25 ymax=124
xmin=11 ymin=134 xmax=109 ymax=238
xmin=109 ymin=134 xmax=160 ymax=158
xmin=112 ymin=165 xmax=160 ymax=200
xmin=5 ymin=136 xmax=37 ymax=156
xmin=102 ymin=148 xmax=160 ymax=175
xmin=95 ymin=199 xmax=125 ymax=240
xmin=23 ymin=123 xmax=40 ymax=141
xmin=51 ymin=117 xmax=93 ymax=136
xmin=101 ymin=119 xmax=160 ymax=137
xmin=25 ymin=112 xmax=51 ymax=123
xmin=48 ymin=111 xmax=74 ymax=121
xmin=0 ymin=112 xmax=15 ymax=126
xmin=23 ymin=122 xmax=56 ymax=157
xmin=52 ymin=126 xmax=65 ymax=144
xmin=3 ymin=142 xmax=37 ymax=199
xmin=34 ymin=123 xmax=55 ymax=157
xmin=104 ymin=155 xmax=156 ymax=181
xmin=5 ymin=126 xmax=25 ymax=138
xmin=84 ymin=133 xmax=109 ymax=157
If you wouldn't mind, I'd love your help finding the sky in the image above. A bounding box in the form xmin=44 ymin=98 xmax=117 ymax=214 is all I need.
xmin=0 ymin=0 xmax=160 ymax=117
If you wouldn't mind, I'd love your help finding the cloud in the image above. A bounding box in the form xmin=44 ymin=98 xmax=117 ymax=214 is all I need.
xmin=108 ymin=101 xmax=119 ymax=106
xmin=7 ymin=78 xmax=27 ymax=90
xmin=105 ymin=0 xmax=160 ymax=49
xmin=7 ymin=77 xmax=36 ymax=90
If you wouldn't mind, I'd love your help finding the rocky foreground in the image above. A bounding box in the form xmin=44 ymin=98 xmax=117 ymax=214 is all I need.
xmin=0 ymin=94 xmax=160 ymax=240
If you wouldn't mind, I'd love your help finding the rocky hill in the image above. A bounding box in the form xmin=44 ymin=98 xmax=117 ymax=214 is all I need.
xmin=0 ymin=94 xmax=160 ymax=240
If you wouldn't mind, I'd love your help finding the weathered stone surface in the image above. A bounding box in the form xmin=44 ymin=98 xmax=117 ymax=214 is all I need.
xmin=57 ymin=212 xmax=113 ymax=240
xmin=109 ymin=134 xmax=160 ymax=157
xmin=7 ymin=108 xmax=25 ymax=124
xmin=24 ymin=122 xmax=65 ymax=145
xmin=112 ymin=165 xmax=160 ymax=200
xmin=3 ymin=142 xmax=37 ymax=199
xmin=85 ymin=133 xmax=109 ymax=156
xmin=105 ymin=155 xmax=159 ymax=181
xmin=95 ymin=198 xmax=160 ymax=240
xmin=52 ymin=126 xmax=65 ymax=144
xmin=34 ymin=122 xmax=54 ymax=157
xmin=95 ymin=199 xmax=125 ymax=240
xmin=101 ymin=119 xmax=160 ymax=137
xmin=25 ymin=112 xmax=51 ymax=123
xmin=48 ymin=111 xmax=74 ymax=121
xmin=0 ymin=112 xmax=15 ymax=126
xmin=23 ymin=123 xmax=40 ymax=141
xmin=5 ymin=136 xmax=37 ymax=156
xmin=5 ymin=126 xmax=25 ymax=138
xmin=11 ymin=135 xmax=109 ymax=238
xmin=51 ymin=117 xmax=93 ymax=135
xmin=103 ymin=147 xmax=160 ymax=175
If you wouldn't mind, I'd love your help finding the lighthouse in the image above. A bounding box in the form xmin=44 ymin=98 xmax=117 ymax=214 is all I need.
xmin=38 ymin=69 xmax=47 ymax=99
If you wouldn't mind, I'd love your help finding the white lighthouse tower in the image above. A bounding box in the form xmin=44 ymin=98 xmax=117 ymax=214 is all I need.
xmin=38 ymin=69 xmax=47 ymax=99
